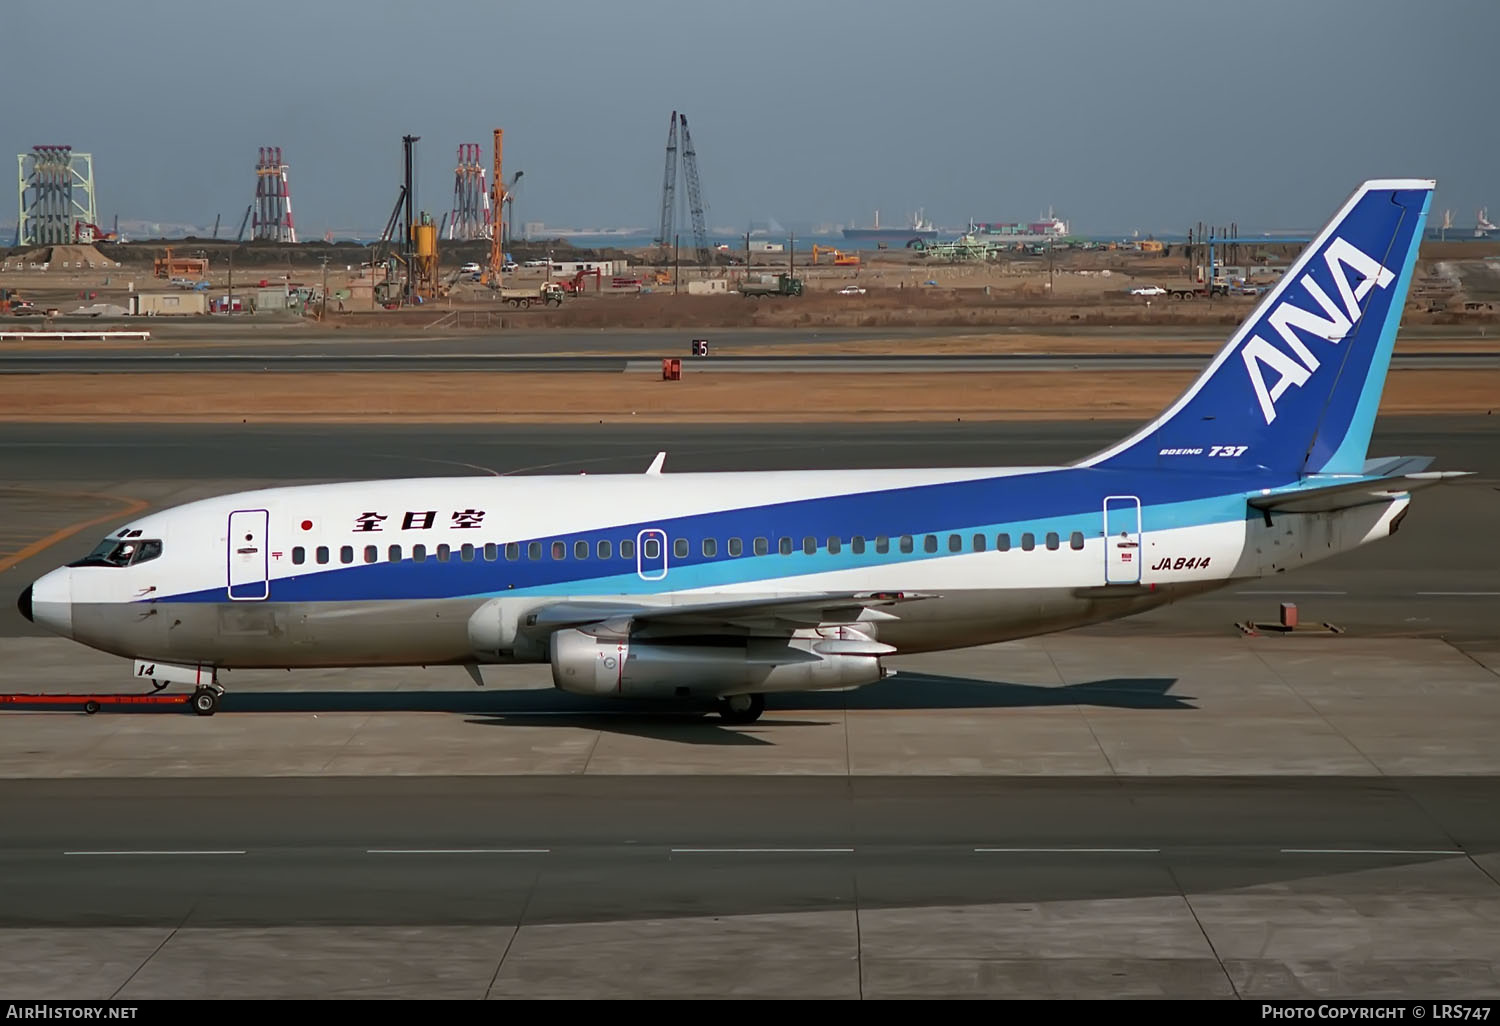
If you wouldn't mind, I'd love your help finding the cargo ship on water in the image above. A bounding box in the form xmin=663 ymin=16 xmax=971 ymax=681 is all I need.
xmin=964 ymin=209 xmax=1071 ymax=244
xmin=841 ymin=210 xmax=941 ymax=243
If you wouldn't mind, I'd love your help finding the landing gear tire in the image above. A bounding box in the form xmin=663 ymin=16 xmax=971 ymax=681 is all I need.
xmin=718 ymin=693 xmax=764 ymax=725
xmin=190 ymin=687 xmax=220 ymax=717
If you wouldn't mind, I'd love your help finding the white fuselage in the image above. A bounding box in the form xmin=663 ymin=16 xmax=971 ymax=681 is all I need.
xmin=23 ymin=465 xmax=1407 ymax=688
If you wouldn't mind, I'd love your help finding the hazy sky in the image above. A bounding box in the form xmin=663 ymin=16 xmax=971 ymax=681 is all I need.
xmin=7 ymin=0 xmax=1497 ymax=237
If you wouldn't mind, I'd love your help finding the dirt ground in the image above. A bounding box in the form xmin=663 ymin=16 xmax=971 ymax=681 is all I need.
xmin=4 ymin=238 xmax=1496 ymax=334
xmin=3 ymin=370 xmax=1495 ymax=423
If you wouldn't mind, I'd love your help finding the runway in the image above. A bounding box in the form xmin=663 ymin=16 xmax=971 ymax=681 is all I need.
xmin=0 ymin=351 xmax=1495 ymax=373
xmin=2 ymin=416 xmax=1498 ymax=997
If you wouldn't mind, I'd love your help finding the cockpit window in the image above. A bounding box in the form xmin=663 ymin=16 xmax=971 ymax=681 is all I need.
xmin=69 ymin=537 xmax=163 ymax=568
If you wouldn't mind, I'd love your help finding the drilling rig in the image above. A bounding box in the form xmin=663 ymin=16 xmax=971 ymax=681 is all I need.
xmin=653 ymin=112 xmax=711 ymax=266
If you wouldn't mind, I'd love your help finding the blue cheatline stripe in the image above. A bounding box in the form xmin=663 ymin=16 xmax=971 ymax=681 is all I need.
xmin=1313 ymin=189 xmax=1432 ymax=474
xmin=154 ymin=473 xmax=1256 ymax=603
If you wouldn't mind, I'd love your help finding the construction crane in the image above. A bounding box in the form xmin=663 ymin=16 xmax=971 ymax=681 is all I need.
xmin=654 ymin=111 xmax=678 ymax=259
xmin=486 ymin=128 xmax=505 ymax=285
xmin=677 ymin=113 xmax=711 ymax=266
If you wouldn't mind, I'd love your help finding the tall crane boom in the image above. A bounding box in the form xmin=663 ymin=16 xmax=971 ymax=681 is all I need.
xmin=655 ymin=111 xmax=679 ymax=254
xmin=677 ymin=113 xmax=710 ymax=266
xmin=489 ymin=128 xmax=504 ymax=282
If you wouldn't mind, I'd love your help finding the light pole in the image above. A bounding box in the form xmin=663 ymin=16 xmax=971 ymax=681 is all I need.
xmin=320 ymin=256 xmax=328 ymax=320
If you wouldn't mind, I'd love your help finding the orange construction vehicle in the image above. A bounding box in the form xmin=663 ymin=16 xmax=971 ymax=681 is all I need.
xmin=811 ymin=244 xmax=861 ymax=266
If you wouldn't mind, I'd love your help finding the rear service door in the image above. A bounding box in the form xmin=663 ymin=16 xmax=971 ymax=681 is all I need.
xmin=1103 ymin=495 xmax=1142 ymax=585
xmin=227 ymin=509 xmax=270 ymax=600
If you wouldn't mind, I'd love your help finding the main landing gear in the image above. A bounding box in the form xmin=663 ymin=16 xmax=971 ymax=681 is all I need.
xmin=717 ymin=693 xmax=765 ymax=725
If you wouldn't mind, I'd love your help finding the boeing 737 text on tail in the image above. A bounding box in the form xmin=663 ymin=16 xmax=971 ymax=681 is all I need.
xmin=18 ymin=179 xmax=1468 ymax=723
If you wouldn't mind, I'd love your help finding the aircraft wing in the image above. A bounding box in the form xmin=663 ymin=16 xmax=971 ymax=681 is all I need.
xmin=523 ymin=591 xmax=937 ymax=633
xmin=1247 ymin=470 xmax=1472 ymax=514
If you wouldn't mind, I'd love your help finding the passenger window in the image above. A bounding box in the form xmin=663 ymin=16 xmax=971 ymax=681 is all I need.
xmin=973 ymin=534 xmax=986 ymax=552
xmin=575 ymin=540 xmax=589 ymax=560
xmin=876 ymin=536 xmax=889 ymax=553
xmin=387 ymin=544 xmax=402 ymax=562
xmin=642 ymin=537 xmax=660 ymax=560
xmin=364 ymin=545 xmax=378 ymax=564
xmin=754 ymin=537 xmax=768 ymax=555
xmin=899 ymin=535 xmax=913 ymax=553
xmin=483 ymin=543 xmax=497 ymax=561
xmin=778 ymin=537 xmax=793 ymax=555
xmin=1046 ymin=532 xmax=1060 ymax=551
xmin=1070 ymin=531 xmax=1085 ymax=551
xmin=462 ymin=543 xmax=476 ymax=562
xmin=803 ymin=536 xmax=816 ymax=555
xmin=316 ymin=545 xmax=329 ymax=564
xmin=598 ymin=540 xmax=612 ymax=560
xmin=674 ymin=538 xmax=688 ymax=559
xmin=413 ymin=544 xmax=426 ymax=562
xmin=997 ymin=533 xmax=1010 ymax=551
xmin=620 ymin=539 xmax=635 ymax=560
xmin=340 ymin=545 xmax=354 ymax=564
xmin=1022 ymin=533 xmax=1035 ymax=551
xmin=437 ymin=544 xmax=451 ymax=562
xmin=728 ymin=537 xmax=742 ymax=556
xmin=948 ymin=534 xmax=962 ymax=553
xmin=551 ymin=541 xmax=566 ymax=560
xmin=702 ymin=538 xmax=717 ymax=557
xmin=924 ymin=535 xmax=937 ymax=553
xmin=292 ymin=546 xmax=305 ymax=565
xmin=852 ymin=536 xmax=866 ymax=554
xmin=827 ymin=537 xmax=841 ymax=554
xmin=504 ymin=542 xmax=519 ymax=561
xmin=527 ymin=542 xmax=541 ymax=561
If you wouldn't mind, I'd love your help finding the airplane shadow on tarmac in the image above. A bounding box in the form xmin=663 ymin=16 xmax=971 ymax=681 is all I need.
xmin=68 ymin=671 xmax=1191 ymax=745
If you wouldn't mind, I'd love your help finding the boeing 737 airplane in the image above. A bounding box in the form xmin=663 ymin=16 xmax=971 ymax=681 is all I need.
xmin=17 ymin=179 xmax=1469 ymax=723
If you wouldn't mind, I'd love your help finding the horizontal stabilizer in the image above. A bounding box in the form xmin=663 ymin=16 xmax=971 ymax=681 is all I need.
xmin=1361 ymin=455 xmax=1434 ymax=477
xmin=1247 ymin=471 xmax=1471 ymax=513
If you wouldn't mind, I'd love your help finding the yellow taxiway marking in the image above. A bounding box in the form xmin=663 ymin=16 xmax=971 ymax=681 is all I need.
xmin=0 ymin=488 xmax=149 ymax=574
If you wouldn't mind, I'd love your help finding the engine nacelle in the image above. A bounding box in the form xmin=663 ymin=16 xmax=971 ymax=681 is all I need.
xmin=549 ymin=627 xmax=888 ymax=700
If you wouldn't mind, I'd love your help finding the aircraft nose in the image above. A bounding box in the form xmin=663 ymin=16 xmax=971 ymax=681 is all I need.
xmin=25 ymin=570 xmax=73 ymax=639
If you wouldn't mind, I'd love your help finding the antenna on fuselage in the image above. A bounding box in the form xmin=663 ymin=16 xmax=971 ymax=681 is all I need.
xmin=646 ymin=451 xmax=667 ymax=475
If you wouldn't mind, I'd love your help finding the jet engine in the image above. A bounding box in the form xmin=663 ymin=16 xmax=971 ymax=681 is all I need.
xmin=549 ymin=626 xmax=889 ymax=700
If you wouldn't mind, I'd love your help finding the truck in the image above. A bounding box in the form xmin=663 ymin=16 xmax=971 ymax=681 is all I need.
xmin=498 ymin=283 xmax=564 ymax=308
xmin=738 ymin=273 xmax=804 ymax=297
xmin=1161 ymin=281 xmax=1231 ymax=300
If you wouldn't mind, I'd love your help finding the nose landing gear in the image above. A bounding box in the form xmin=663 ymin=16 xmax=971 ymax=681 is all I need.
xmin=190 ymin=685 xmax=223 ymax=716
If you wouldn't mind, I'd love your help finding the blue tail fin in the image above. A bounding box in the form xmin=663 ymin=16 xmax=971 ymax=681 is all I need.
xmin=1079 ymin=179 xmax=1434 ymax=476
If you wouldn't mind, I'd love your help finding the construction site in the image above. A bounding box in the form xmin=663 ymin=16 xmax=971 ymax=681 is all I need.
xmin=1 ymin=127 xmax=1497 ymax=330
